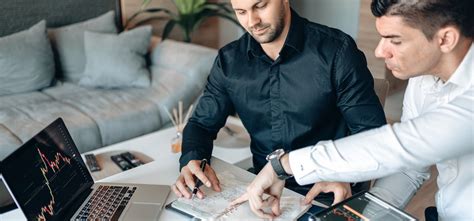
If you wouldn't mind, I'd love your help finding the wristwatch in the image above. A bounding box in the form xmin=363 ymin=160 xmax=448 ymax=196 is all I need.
xmin=266 ymin=148 xmax=293 ymax=180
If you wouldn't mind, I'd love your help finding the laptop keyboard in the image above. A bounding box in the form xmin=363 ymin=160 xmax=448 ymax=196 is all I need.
xmin=74 ymin=185 xmax=137 ymax=220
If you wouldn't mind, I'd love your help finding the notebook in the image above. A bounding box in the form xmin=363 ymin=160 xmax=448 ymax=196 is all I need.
xmin=166 ymin=172 xmax=311 ymax=220
xmin=0 ymin=118 xmax=170 ymax=220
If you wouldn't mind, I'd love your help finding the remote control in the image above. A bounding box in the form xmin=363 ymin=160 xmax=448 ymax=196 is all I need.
xmin=84 ymin=154 xmax=101 ymax=172
xmin=120 ymin=152 xmax=144 ymax=167
xmin=111 ymin=155 xmax=134 ymax=171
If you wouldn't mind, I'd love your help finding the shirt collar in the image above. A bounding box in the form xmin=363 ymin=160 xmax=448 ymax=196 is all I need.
xmin=246 ymin=9 xmax=305 ymax=60
xmin=421 ymin=43 xmax=473 ymax=93
xmin=446 ymin=43 xmax=473 ymax=88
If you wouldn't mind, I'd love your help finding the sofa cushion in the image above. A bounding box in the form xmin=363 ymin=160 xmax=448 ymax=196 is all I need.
xmin=150 ymin=40 xmax=216 ymax=85
xmin=0 ymin=20 xmax=55 ymax=96
xmin=148 ymin=67 xmax=203 ymax=115
xmin=0 ymin=101 xmax=102 ymax=153
xmin=0 ymin=124 xmax=22 ymax=161
xmin=79 ymin=26 xmax=152 ymax=88
xmin=148 ymin=40 xmax=216 ymax=124
xmin=0 ymin=108 xmax=46 ymax=144
xmin=48 ymin=11 xmax=117 ymax=82
xmin=0 ymin=91 xmax=52 ymax=109
xmin=42 ymin=83 xmax=162 ymax=146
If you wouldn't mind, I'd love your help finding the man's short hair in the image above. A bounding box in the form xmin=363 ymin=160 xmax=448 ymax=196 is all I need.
xmin=371 ymin=0 xmax=474 ymax=40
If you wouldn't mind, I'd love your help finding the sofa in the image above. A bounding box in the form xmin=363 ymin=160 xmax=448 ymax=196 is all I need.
xmin=0 ymin=0 xmax=217 ymax=210
xmin=0 ymin=38 xmax=216 ymax=159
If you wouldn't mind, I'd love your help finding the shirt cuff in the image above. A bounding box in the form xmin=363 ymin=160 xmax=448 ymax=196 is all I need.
xmin=179 ymin=150 xmax=202 ymax=171
xmin=289 ymin=146 xmax=320 ymax=185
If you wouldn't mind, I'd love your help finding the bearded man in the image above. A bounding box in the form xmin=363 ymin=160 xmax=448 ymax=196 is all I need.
xmin=172 ymin=0 xmax=386 ymax=206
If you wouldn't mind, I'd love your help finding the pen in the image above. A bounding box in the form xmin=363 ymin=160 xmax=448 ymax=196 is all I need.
xmin=191 ymin=159 xmax=207 ymax=200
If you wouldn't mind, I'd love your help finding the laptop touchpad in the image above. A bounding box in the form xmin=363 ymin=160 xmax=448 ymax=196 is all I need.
xmin=123 ymin=202 xmax=162 ymax=220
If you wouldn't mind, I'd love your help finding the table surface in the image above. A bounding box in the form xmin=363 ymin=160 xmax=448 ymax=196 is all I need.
xmin=1 ymin=117 xmax=262 ymax=220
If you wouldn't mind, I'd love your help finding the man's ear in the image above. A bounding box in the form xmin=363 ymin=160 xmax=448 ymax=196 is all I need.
xmin=436 ymin=26 xmax=460 ymax=53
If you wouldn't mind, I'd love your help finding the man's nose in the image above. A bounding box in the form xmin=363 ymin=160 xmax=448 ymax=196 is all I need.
xmin=248 ymin=11 xmax=261 ymax=28
xmin=374 ymin=39 xmax=391 ymax=59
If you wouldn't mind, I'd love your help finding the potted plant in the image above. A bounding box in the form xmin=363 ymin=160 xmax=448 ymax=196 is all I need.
xmin=125 ymin=0 xmax=241 ymax=42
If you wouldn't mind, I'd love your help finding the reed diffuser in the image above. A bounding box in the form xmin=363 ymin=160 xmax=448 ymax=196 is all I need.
xmin=165 ymin=101 xmax=193 ymax=153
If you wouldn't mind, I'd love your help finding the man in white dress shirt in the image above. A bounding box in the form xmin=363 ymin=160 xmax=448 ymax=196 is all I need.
xmin=232 ymin=0 xmax=473 ymax=220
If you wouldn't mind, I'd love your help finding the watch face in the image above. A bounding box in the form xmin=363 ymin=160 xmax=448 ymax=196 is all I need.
xmin=274 ymin=149 xmax=285 ymax=157
xmin=266 ymin=148 xmax=285 ymax=161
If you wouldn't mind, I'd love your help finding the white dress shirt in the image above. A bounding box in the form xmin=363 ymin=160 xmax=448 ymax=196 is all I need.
xmin=290 ymin=44 xmax=474 ymax=220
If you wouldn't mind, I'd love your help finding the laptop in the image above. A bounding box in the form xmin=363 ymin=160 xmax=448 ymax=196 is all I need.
xmin=0 ymin=118 xmax=170 ymax=220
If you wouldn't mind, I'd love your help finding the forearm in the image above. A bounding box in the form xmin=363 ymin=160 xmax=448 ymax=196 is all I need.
xmin=288 ymin=87 xmax=473 ymax=185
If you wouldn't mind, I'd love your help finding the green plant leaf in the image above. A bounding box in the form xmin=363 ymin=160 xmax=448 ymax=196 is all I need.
xmin=162 ymin=20 xmax=177 ymax=41
xmin=175 ymin=0 xmax=206 ymax=15
xmin=127 ymin=0 xmax=240 ymax=43
xmin=143 ymin=8 xmax=172 ymax=14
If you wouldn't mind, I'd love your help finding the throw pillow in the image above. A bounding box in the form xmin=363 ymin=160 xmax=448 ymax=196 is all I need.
xmin=48 ymin=11 xmax=117 ymax=83
xmin=0 ymin=20 xmax=55 ymax=96
xmin=79 ymin=26 xmax=152 ymax=88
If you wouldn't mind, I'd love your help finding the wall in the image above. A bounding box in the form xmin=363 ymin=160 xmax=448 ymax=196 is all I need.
xmin=291 ymin=0 xmax=360 ymax=39
xmin=218 ymin=0 xmax=361 ymax=48
xmin=218 ymin=0 xmax=243 ymax=47
xmin=121 ymin=0 xmax=220 ymax=48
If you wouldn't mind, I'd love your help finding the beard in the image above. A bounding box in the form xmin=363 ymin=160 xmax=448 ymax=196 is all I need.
xmin=249 ymin=7 xmax=286 ymax=43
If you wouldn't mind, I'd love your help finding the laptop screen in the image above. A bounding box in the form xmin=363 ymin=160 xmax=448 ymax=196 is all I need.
xmin=1 ymin=118 xmax=94 ymax=220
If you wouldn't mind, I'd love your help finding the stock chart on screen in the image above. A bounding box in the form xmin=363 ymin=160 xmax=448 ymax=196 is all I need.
xmin=1 ymin=122 xmax=93 ymax=221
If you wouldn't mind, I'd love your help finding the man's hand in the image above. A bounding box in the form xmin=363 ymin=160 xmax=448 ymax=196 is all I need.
xmin=230 ymin=163 xmax=285 ymax=219
xmin=172 ymin=160 xmax=221 ymax=199
xmin=304 ymin=182 xmax=352 ymax=206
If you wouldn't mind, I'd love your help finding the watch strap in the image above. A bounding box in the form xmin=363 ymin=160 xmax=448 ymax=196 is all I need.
xmin=270 ymin=153 xmax=292 ymax=180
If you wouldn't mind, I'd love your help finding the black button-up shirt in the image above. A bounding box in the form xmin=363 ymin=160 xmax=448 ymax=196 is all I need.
xmin=180 ymin=11 xmax=386 ymax=179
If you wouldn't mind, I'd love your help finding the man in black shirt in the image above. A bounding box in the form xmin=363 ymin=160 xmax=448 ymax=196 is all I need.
xmin=172 ymin=0 xmax=386 ymax=205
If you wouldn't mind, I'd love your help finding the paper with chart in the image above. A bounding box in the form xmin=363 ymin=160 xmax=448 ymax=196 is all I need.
xmin=170 ymin=172 xmax=310 ymax=220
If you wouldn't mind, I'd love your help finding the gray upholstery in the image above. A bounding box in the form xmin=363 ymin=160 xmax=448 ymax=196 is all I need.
xmin=0 ymin=21 xmax=55 ymax=96
xmin=151 ymin=40 xmax=217 ymax=85
xmin=44 ymin=83 xmax=161 ymax=146
xmin=0 ymin=39 xmax=217 ymax=209
xmin=0 ymin=125 xmax=22 ymax=160
xmin=0 ymin=39 xmax=217 ymax=154
xmin=79 ymin=26 xmax=152 ymax=88
xmin=0 ymin=92 xmax=52 ymax=109
xmin=48 ymin=11 xmax=118 ymax=82
xmin=0 ymin=39 xmax=217 ymax=153
xmin=0 ymin=39 xmax=217 ymax=156
xmin=0 ymin=0 xmax=126 ymax=209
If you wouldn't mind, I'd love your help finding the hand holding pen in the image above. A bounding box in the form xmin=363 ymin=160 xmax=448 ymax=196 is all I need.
xmin=191 ymin=159 xmax=207 ymax=200
xmin=172 ymin=158 xmax=222 ymax=199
